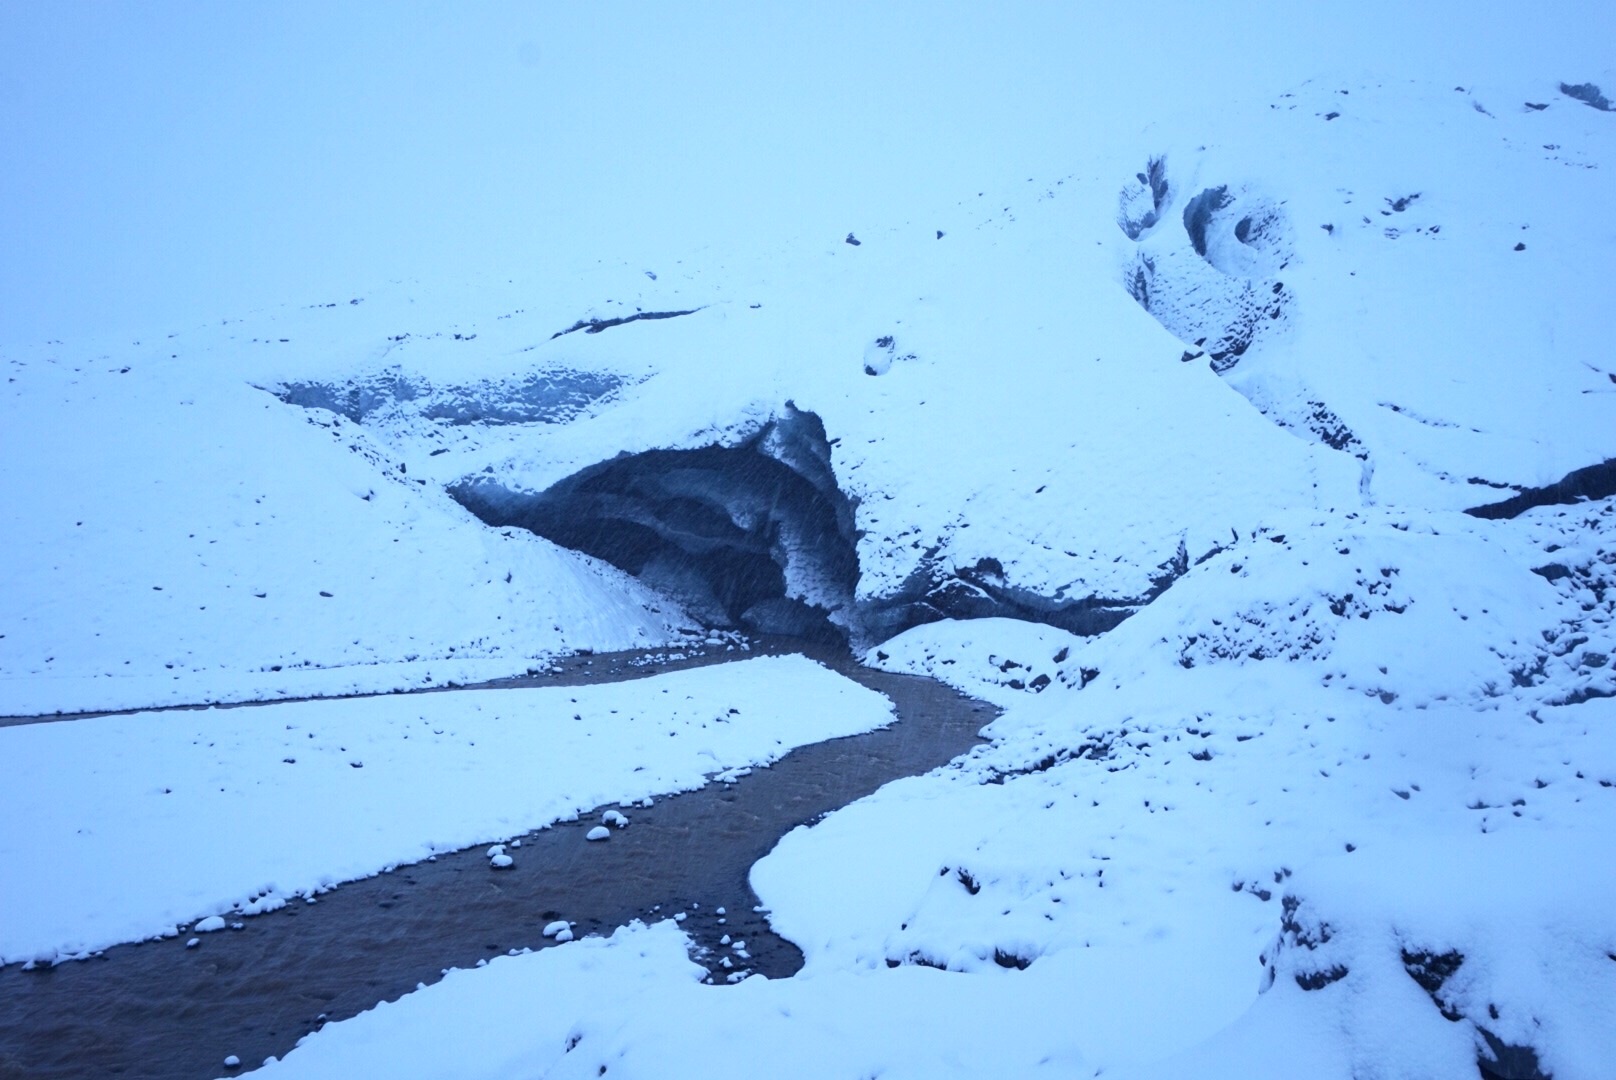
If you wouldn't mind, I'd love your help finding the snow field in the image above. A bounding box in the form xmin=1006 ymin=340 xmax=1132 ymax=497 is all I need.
xmin=0 ymin=14 xmax=1613 ymax=1077
xmin=258 ymin=502 xmax=1616 ymax=1078
xmin=0 ymin=346 xmax=690 ymax=716
xmin=0 ymin=655 xmax=895 ymax=964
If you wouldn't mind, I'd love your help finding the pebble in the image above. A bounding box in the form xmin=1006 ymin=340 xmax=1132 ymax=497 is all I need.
xmin=223 ymin=1054 xmax=241 ymax=1068
xmin=586 ymin=825 xmax=611 ymax=841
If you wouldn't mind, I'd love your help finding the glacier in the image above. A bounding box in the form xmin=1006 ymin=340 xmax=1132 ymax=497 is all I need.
xmin=2 ymin=5 xmax=1614 ymax=1079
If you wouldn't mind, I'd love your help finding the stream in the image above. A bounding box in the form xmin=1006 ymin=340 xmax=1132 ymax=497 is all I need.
xmin=0 ymin=638 xmax=997 ymax=1079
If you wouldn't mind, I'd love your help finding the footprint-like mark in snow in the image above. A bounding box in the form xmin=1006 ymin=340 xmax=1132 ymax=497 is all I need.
xmin=1118 ymin=157 xmax=1369 ymax=477
xmin=1118 ymin=160 xmax=1292 ymax=372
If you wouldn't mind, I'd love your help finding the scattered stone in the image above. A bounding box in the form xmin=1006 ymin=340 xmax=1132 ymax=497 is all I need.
xmin=1559 ymin=81 xmax=1613 ymax=111
xmin=844 ymin=232 xmax=861 ymax=246
xmin=586 ymin=825 xmax=611 ymax=841
xmin=194 ymin=915 xmax=227 ymax=933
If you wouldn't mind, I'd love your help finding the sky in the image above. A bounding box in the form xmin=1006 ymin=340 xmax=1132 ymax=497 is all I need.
xmin=2 ymin=1 xmax=1611 ymax=344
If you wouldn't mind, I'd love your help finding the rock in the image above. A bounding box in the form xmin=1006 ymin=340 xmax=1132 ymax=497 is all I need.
xmin=586 ymin=825 xmax=611 ymax=841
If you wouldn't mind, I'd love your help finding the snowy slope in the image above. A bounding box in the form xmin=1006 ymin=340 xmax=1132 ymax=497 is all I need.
xmin=2 ymin=7 xmax=1615 ymax=1079
xmin=0 ymin=333 xmax=698 ymax=714
xmin=252 ymin=493 xmax=1616 ymax=1080
xmin=239 ymin=74 xmax=1616 ymax=1080
xmin=9 ymin=66 xmax=1614 ymax=716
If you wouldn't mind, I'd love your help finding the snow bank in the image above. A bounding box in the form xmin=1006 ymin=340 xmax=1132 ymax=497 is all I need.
xmin=248 ymin=921 xmax=707 ymax=1080
xmin=865 ymin=617 xmax=1086 ymax=708
xmin=0 ymin=347 xmax=690 ymax=716
xmin=261 ymin=499 xmax=1616 ymax=1079
xmin=0 ymin=655 xmax=893 ymax=964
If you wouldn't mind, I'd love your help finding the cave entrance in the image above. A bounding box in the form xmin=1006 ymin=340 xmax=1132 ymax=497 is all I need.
xmin=450 ymin=407 xmax=861 ymax=647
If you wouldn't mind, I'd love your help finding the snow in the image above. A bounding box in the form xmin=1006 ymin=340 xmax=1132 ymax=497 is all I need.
xmin=866 ymin=618 xmax=1087 ymax=708
xmin=255 ymin=503 xmax=1616 ymax=1080
xmin=0 ymin=349 xmax=696 ymax=716
xmin=2 ymin=4 xmax=1614 ymax=1079
xmin=0 ymin=655 xmax=894 ymax=964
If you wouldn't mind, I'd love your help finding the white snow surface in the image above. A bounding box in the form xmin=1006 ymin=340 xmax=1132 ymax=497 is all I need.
xmin=0 ymin=655 xmax=894 ymax=964
xmin=7 ymin=62 xmax=1616 ymax=711
xmin=2 ymin=7 xmax=1614 ymax=1079
xmin=866 ymin=618 xmax=1087 ymax=708
xmin=261 ymin=505 xmax=1616 ymax=1080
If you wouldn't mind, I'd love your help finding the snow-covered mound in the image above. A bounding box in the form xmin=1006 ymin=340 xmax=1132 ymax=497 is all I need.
xmin=0 ymin=335 xmax=692 ymax=714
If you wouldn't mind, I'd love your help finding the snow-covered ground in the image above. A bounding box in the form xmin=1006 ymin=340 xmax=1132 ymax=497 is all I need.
xmin=2 ymin=3 xmax=1615 ymax=1078
xmin=0 ymin=655 xmax=894 ymax=966
xmin=243 ymin=505 xmax=1616 ymax=1080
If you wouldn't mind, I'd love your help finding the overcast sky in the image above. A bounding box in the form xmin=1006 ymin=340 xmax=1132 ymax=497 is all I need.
xmin=2 ymin=1 xmax=1609 ymax=344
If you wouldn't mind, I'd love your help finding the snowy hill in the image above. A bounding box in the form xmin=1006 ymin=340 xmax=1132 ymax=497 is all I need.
xmin=2 ymin=5 xmax=1615 ymax=1078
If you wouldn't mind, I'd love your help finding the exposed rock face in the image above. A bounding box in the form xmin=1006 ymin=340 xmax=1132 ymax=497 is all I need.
xmin=1465 ymin=458 xmax=1616 ymax=520
xmin=1259 ymin=882 xmax=1576 ymax=1080
xmin=269 ymin=366 xmax=632 ymax=426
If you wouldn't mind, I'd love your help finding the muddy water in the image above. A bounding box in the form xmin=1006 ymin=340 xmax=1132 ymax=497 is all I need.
xmin=0 ymin=640 xmax=996 ymax=1079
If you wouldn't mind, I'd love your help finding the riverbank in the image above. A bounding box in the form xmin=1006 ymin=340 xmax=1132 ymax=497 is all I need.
xmin=0 ymin=642 xmax=996 ymax=1079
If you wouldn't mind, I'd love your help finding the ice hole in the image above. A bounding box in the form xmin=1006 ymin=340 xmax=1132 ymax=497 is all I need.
xmin=451 ymin=407 xmax=860 ymax=645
